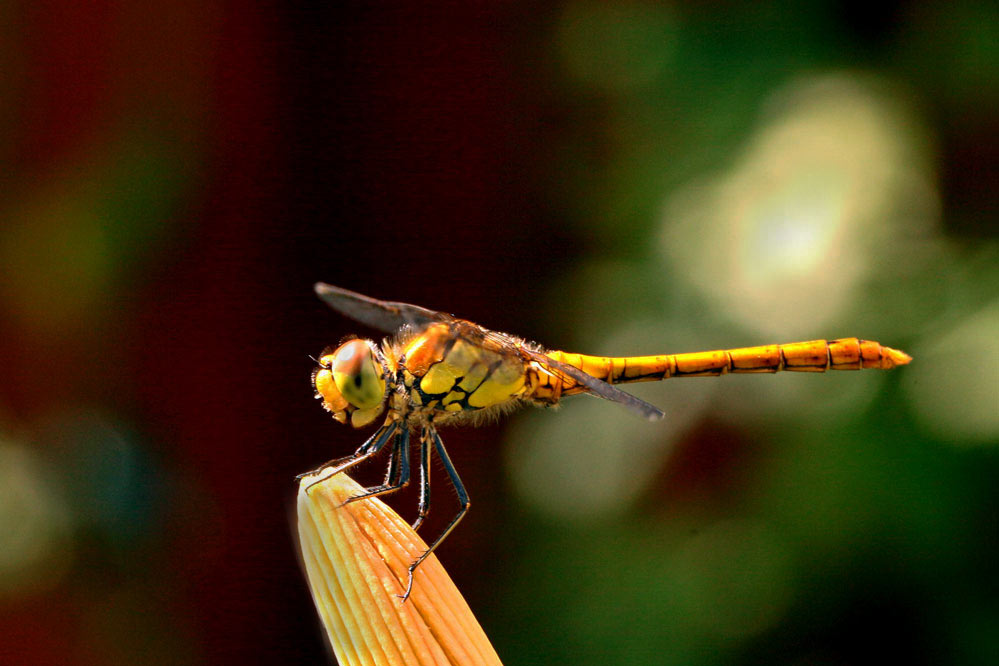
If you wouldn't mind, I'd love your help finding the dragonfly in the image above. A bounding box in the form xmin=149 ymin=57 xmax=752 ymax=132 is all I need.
xmin=306 ymin=283 xmax=911 ymax=600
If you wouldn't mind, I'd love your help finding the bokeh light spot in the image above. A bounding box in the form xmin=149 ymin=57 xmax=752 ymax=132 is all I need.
xmin=506 ymin=318 xmax=715 ymax=520
xmin=660 ymin=74 xmax=938 ymax=337
xmin=0 ymin=439 xmax=73 ymax=598
xmin=0 ymin=123 xmax=192 ymax=338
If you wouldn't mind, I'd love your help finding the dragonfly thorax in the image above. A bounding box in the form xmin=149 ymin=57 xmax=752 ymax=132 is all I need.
xmin=395 ymin=322 xmax=530 ymax=418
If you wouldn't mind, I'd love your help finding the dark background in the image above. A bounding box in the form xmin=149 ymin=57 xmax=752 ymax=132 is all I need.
xmin=1 ymin=2 xmax=996 ymax=665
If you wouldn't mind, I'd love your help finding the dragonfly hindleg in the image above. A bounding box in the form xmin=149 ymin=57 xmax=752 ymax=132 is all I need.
xmin=399 ymin=425 xmax=470 ymax=601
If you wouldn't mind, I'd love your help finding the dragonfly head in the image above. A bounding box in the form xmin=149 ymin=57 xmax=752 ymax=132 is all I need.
xmin=313 ymin=338 xmax=388 ymax=428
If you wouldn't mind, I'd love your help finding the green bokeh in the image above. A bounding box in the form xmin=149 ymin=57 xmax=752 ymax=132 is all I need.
xmin=492 ymin=2 xmax=999 ymax=664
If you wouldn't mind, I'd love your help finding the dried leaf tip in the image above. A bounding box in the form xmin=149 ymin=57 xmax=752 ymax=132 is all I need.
xmin=297 ymin=470 xmax=502 ymax=666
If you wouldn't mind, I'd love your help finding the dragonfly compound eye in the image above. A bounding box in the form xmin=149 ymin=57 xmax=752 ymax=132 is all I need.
xmin=331 ymin=339 xmax=386 ymax=410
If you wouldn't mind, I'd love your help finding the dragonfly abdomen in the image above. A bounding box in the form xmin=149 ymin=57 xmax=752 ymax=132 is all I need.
xmin=549 ymin=338 xmax=911 ymax=395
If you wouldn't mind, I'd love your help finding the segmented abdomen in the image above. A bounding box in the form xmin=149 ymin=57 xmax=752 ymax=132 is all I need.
xmin=542 ymin=338 xmax=911 ymax=397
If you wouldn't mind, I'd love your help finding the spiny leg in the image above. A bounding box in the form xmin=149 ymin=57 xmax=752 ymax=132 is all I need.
xmin=343 ymin=429 xmax=412 ymax=504
xmin=296 ymin=422 xmax=392 ymax=481
xmin=386 ymin=429 xmax=405 ymax=483
xmin=399 ymin=425 xmax=470 ymax=601
xmin=296 ymin=451 xmax=358 ymax=482
xmin=411 ymin=426 xmax=433 ymax=532
xmin=301 ymin=423 xmax=397 ymax=493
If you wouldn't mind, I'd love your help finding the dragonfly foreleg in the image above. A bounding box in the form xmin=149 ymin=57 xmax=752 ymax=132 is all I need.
xmin=343 ymin=429 xmax=412 ymax=504
xmin=301 ymin=422 xmax=397 ymax=493
xmin=399 ymin=425 xmax=470 ymax=601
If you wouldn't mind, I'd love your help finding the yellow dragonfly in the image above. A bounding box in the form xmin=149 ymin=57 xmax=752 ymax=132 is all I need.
xmin=307 ymin=283 xmax=911 ymax=599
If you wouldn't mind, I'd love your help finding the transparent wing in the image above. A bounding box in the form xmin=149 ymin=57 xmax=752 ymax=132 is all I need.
xmin=521 ymin=347 xmax=666 ymax=422
xmin=418 ymin=314 xmax=666 ymax=422
xmin=314 ymin=283 xmax=445 ymax=333
xmin=461 ymin=326 xmax=664 ymax=421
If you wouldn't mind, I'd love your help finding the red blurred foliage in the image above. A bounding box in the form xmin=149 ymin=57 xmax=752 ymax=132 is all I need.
xmin=3 ymin=2 xmax=555 ymax=664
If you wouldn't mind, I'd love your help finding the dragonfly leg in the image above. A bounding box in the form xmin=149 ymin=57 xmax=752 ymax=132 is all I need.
xmin=343 ymin=429 xmax=412 ymax=504
xmin=296 ymin=423 xmax=388 ymax=480
xmin=411 ymin=426 xmax=433 ymax=531
xmin=399 ymin=426 xmax=470 ymax=601
xmin=300 ymin=423 xmax=397 ymax=493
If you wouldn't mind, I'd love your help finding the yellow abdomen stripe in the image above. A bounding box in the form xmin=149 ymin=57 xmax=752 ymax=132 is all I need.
xmin=547 ymin=338 xmax=911 ymax=395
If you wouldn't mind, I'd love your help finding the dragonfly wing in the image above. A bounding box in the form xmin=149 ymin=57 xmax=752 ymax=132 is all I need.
xmin=528 ymin=350 xmax=666 ymax=422
xmin=314 ymin=283 xmax=444 ymax=333
xmin=470 ymin=328 xmax=665 ymax=421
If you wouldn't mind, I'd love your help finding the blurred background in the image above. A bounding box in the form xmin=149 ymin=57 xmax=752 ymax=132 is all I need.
xmin=1 ymin=1 xmax=996 ymax=664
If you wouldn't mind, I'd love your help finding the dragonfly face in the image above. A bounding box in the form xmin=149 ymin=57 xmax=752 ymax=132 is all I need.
xmin=313 ymin=338 xmax=388 ymax=428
